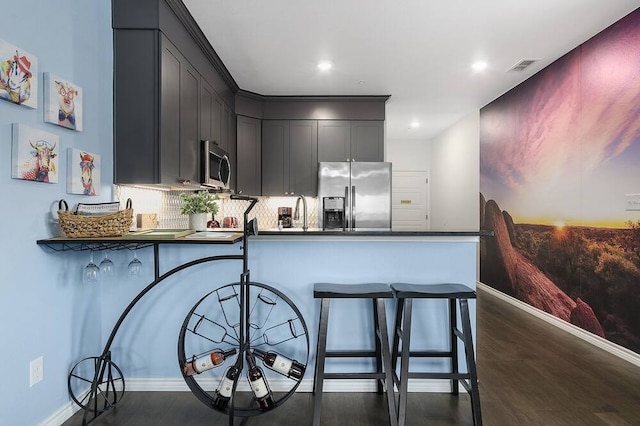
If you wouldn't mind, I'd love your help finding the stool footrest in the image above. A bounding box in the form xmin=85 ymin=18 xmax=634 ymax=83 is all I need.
xmin=407 ymin=372 xmax=470 ymax=380
xmin=400 ymin=350 xmax=453 ymax=358
xmin=324 ymin=372 xmax=388 ymax=380
xmin=325 ymin=350 xmax=378 ymax=358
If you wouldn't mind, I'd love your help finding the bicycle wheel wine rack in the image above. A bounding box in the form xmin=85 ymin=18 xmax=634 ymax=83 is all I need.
xmin=178 ymin=281 xmax=309 ymax=417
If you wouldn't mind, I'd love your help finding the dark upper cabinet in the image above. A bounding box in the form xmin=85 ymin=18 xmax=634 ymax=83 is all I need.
xmin=226 ymin=106 xmax=237 ymax=192
xmin=113 ymin=0 xmax=235 ymax=189
xmin=236 ymin=115 xmax=261 ymax=195
xmin=200 ymin=78 xmax=224 ymax=151
xmin=350 ymin=121 xmax=384 ymax=162
xmin=289 ymin=120 xmax=318 ymax=195
xmin=262 ymin=120 xmax=318 ymax=196
xmin=318 ymin=121 xmax=350 ymax=163
xmin=114 ymin=31 xmax=201 ymax=187
xmin=262 ymin=120 xmax=289 ymax=196
xmin=178 ymin=53 xmax=200 ymax=184
xmin=318 ymin=120 xmax=384 ymax=162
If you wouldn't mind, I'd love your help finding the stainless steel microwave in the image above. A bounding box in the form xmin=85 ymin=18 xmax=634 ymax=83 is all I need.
xmin=201 ymin=140 xmax=231 ymax=189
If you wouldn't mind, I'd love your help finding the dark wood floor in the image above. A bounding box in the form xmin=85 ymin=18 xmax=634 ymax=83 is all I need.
xmin=63 ymin=288 xmax=640 ymax=425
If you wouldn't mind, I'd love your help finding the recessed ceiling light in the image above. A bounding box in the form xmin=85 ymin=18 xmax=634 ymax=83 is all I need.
xmin=317 ymin=61 xmax=333 ymax=71
xmin=472 ymin=61 xmax=488 ymax=72
xmin=409 ymin=121 xmax=420 ymax=129
xmin=358 ymin=80 xmax=365 ymax=85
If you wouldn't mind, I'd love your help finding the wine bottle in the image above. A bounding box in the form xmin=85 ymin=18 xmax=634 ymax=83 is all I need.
xmin=247 ymin=354 xmax=275 ymax=409
xmin=183 ymin=348 xmax=237 ymax=376
xmin=214 ymin=365 xmax=239 ymax=409
xmin=252 ymin=348 xmax=305 ymax=380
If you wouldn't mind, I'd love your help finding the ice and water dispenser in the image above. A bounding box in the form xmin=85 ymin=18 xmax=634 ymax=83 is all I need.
xmin=322 ymin=197 xmax=345 ymax=230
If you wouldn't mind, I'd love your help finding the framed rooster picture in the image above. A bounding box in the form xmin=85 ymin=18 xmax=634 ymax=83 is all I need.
xmin=11 ymin=123 xmax=59 ymax=184
xmin=0 ymin=39 xmax=38 ymax=109
xmin=44 ymin=73 xmax=83 ymax=131
xmin=67 ymin=148 xmax=100 ymax=195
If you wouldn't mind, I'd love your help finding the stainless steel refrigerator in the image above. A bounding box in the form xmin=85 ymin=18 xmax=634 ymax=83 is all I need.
xmin=318 ymin=162 xmax=392 ymax=230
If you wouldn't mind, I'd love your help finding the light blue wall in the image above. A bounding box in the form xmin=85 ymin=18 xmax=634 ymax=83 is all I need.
xmin=104 ymin=238 xmax=478 ymax=381
xmin=0 ymin=1 xmax=112 ymax=424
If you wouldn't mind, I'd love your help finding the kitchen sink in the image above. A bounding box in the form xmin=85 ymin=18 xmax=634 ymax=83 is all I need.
xmin=264 ymin=227 xmax=323 ymax=232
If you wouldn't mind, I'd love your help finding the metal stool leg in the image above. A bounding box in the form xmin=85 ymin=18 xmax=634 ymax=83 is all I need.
xmin=375 ymin=298 xmax=398 ymax=426
xmin=391 ymin=298 xmax=405 ymax=374
xmin=397 ymin=298 xmax=412 ymax=426
xmin=372 ymin=299 xmax=384 ymax=394
xmin=460 ymin=299 xmax=482 ymax=426
xmin=313 ymin=298 xmax=330 ymax=426
xmin=450 ymin=298 xmax=459 ymax=395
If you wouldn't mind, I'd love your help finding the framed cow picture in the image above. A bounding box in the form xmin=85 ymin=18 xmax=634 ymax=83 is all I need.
xmin=11 ymin=123 xmax=59 ymax=184
xmin=44 ymin=73 xmax=83 ymax=131
xmin=67 ymin=148 xmax=100 ymax=195
xmin=0 ymin=39 xmax=38 ymax=109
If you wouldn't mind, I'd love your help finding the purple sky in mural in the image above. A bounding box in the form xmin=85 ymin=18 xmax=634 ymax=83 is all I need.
xmin=480 ymin=10 xmax=640 ymax=227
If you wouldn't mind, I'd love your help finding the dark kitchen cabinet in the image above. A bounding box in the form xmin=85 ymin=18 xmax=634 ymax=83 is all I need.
xmin=318 ymin=120 xmax=383 ymax=162
xmin=223 ymin=104 xmax=237 ymax=191
xmin=114 ymin=31 xmax=201 ymax=187
xmin=350 ymin=121 xmax=384 ymax=162
xmin=200 ymin=78 xmax=224 ymax=150
xmin=236 ymin=115 xmax=261 ymax=195
xmin=262 ymin=120 xmax=318 ymax=196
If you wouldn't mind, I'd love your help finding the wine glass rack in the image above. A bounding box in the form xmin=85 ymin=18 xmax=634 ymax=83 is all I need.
xmin=37 ymin=195 xmax=310 ymax=425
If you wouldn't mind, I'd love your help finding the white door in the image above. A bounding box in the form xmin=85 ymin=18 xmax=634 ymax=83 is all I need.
xmin=392 ymin=171 xmax=429 ymax=230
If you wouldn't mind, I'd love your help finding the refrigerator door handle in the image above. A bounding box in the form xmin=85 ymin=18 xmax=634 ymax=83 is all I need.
xmin=344 ymin=186 xmax=350 ymax=230
xmin=351 ymin=185 xmax=356 ymax=230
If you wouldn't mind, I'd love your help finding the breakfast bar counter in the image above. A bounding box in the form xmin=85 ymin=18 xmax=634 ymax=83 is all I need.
xmin=37 ymin=227 xmax=489 ymax=422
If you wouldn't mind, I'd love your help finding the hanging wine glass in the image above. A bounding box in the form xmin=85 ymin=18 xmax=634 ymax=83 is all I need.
xmin=83 ymin=251 xmax=100 ymax=284
xmin=128 ymin=249 xmax=142 ymax=277
xmin=99 ymin=251 xmax=115 ymax=279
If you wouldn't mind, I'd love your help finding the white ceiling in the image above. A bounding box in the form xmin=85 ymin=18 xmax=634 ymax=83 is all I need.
xmin=183 ymin=0 xmax=638 ymax=141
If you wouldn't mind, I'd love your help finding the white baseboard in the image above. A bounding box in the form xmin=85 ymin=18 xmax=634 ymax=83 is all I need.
xmin=477 ymin=282 xmax=640 ymax=367
xmin=123 ymin=377 xmax=452 ymax=393
xmin=40 ymin=390 xmax=87 ymax=426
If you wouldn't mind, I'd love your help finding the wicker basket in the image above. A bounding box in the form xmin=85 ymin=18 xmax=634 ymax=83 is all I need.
xmin=58 ymin=199 xmax=133 ymax=238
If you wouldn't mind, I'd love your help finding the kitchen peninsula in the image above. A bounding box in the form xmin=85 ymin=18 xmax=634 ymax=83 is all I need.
xmin=37 ymin=227 xmax=486 ymax=404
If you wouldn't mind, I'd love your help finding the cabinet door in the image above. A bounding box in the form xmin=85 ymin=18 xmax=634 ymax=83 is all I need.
xmin=227 ymin=108 xmax=237 ymax=192
xmin=114 ymin=30 xmax=159 ymax=184
xmin=179 ymin=61 xmax=200 ymax=184
xmin=236 ymin=115 xmax=262 ymax=195
xmin=289 ymin=120 xmax=318 ymax=196
xmin=350 ymin=121 xmax=384 ymax=162
xmin=318 ymin=120 xmax=350 ymax=162
xmin=160 ymin=37 xmax=181 ymax=184
xmin=200 ymin=78 xmax=223 ymax=150
xmin=261 ymin=120 xmax=289 ymax=195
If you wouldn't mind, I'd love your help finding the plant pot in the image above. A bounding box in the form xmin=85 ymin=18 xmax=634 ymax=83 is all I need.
xmin=188 ymin=213 xmax=208 ymax=231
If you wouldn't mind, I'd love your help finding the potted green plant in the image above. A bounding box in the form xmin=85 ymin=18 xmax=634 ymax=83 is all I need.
xmin=180 ymin=191 xmax=219 ymax=231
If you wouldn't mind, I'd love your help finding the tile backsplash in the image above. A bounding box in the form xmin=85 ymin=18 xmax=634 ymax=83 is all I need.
xmin=114 ymin=185 xmax=318 ymax=230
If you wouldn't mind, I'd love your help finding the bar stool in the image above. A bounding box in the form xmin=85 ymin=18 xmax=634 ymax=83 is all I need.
xmin=313 ymin=283 xmax=398 ymax=426
xmin=390 ymin=283 xmax=482 ymax=426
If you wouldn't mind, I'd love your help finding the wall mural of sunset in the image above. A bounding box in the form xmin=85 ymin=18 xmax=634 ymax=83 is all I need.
xmin=480 ymin=8 xmax=640 ymax=354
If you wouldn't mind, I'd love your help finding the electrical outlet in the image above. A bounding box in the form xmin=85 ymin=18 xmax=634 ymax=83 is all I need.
xmin=626 ymin=194 xmax=640 ymax=211
xmin=30 ymin=356 xmax=43 ymax=387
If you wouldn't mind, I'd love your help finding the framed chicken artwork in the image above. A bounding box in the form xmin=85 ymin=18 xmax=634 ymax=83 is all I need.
xmin=44 ymin=73 xmax=83 ymax=131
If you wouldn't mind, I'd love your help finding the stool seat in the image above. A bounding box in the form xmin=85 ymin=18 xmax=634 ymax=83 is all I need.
xmin=391 ymin=283 xmax=476 ymax=299
xmin=314 ymin=282 xmax=394 ymax=299
xmin=313 ymin=282 xmax=397 ymax=426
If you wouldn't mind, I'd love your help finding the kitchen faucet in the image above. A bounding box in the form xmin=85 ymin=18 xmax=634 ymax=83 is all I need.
xmin=293 ymin=194 xmax=308 ymax=231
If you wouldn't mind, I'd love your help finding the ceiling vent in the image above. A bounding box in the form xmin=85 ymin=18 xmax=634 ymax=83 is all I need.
xmin=507 ymin=59 xmax=539 ymax=72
